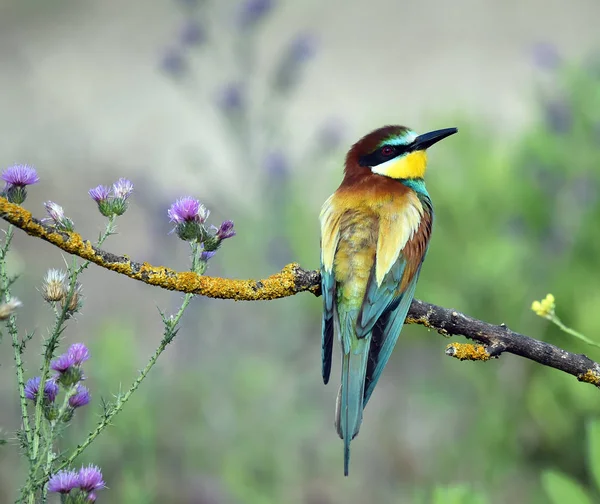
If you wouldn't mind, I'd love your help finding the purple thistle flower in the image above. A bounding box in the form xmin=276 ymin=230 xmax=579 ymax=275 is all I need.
xmin=68 ymin=343 xmax=90 ymax=365
xmin=216 ymin=220 xmax=236 ymax=240
xmin=88 ymin=492 xmax=98 ymax=502
xmin=238 ymin=0 xmax=274 ymax=28
xmin=43 ymin=201 xmax=74 ymax=231
xmin=180 ymin=20 xmax=205 ymax=46
xmin=168 ymin=197 xmax=209 ymax=224
xmin=24 ymin=376 xmax=59 ymax=403
xmin=44 ymin=201 xmax=65 ymax=222
xmin=52 ymin=343 xmax=89 ymax=386
xmin=112 ymin=178 xmax=134 ymax=200
xmin=88 ymin=185 xmax=110 ymax=203
xmin=69 ymin=384 xmax=91 ymax=408
xmin=51 ymin=353 xmax=76 ymax=373
xmin=48 ymin=469 xmax=80 ymax=494
xmin=78 ymin=465 xmax=105 ymax=492
xmin=89 ymin=180 xmax=133 ymax=216
xmin=200 ymin=250 xmax=217 ymax=261
xmin=216 ymin=83 xmax=244 ymax=113
xmin=46 ymin=379 xmax=60 ymax=402
xmin=2 ymin=164 xmax=39 ymax=187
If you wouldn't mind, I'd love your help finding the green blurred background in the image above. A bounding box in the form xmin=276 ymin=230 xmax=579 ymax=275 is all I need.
xmin=1 ymin=0 xmax=600 ymax=503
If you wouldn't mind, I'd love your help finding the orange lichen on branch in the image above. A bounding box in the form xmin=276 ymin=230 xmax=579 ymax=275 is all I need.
xmin=445 ymin=342 xmax=491 ymax=361
xmin=135 ymin=262 xmax=304 ymax=300
xmin=405 ymin=308 xmax=445 ymax=331
xmin=577 ymin=369 xmax=600 ymax=387
xmin=0 ymin=197 xmax=316 ymax=301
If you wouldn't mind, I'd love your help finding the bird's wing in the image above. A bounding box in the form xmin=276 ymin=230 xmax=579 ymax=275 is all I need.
xmin=320 ymin=194 xmax=343 ymax=384
xmin=362 ymin=264 xmax=421 ymax=405
xmin=356 ymin=194 xmax=425 ymax=337
xmin=358 ymin=198 xmax=433 ymax=405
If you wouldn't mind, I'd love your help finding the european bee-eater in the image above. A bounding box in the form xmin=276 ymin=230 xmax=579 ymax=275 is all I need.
xmin=319 ymin=124 xmax=458 ymax=476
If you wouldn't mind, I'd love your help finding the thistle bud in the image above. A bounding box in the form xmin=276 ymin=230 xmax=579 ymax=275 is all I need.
xmin=61 ymin=283 xmax=83 ymax=314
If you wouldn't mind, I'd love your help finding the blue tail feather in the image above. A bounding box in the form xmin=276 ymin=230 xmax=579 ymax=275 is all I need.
xmin=336 ymin=336 xmax=370 ymax=476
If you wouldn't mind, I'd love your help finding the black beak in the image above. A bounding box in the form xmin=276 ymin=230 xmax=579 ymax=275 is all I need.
xmin=412 ymin=127 xmax=458 ymax=151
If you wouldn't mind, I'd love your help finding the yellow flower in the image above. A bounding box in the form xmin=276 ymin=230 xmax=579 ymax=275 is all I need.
xmin=531 ymin=293 xmax=555 ymax=318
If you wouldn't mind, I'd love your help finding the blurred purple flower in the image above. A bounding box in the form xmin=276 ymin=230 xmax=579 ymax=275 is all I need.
xmin=2 ymin=164 xmax=39 ymax=187
xmin=238 ymin=0 xmax=274 ymax=28
xmin=180 ymin=20 xmax=205 ymax=46
xmin=48 ymin=470 xmax=80 ymax=494
xmin=289 ymin=33 xmax=318 ymax=63
xmin=24 ymin=376 xmax=59 ymax=403
xmin=273 ymin=33 xmax=317 ymax=93
xmin=112 ymin=178 xmax=134 ymax=200
xmin=572 ymin=175 xmax=597 ymax=209
xmin=168 ymin=197 xmax=209 ymax=224
xmin=160 ymin=47 xmax=187 ymax=76
xmin=69 ymin=384 xmax=91 ymax=408
xmin=544 ymin=99 xmax=571 ymax=134
xmin=317 ymin=118 xmax=345 ymax=151
xmin=264 ymin=150 xmax=289 ymax=179
xmin=78 ymin=465 xmax=105 ymax=493
xmin=216 ymin=83 xmax=245 ymax=113
xmin=216 ymin=220 xmax=236 ymax=240
xmin=88 ymin=492 xmax=98 ymax=502
xmin=68 ymin=343 xmax=90 ymax=365
xmin=88 ymin=185 xmax=110 ymax=203
xmin=532 ymin=42 xmax=561 ymax=70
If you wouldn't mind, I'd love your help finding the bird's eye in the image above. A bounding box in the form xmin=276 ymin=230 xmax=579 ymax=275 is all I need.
xmin=381 ymin=146 xmax=395 ymax=157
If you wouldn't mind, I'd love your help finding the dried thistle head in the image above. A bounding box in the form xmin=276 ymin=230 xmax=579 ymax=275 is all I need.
xmin=61 ymin=283 xmax=83 ymax=313
xmin=42 ymin=269 xmax=67 ymax=303
xmin=0 ymin=298 xmax=22 ymax=320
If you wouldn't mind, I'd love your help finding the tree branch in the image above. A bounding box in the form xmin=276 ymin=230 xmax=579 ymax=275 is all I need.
xmin=2 ymin=196 xmax=599 ymax=389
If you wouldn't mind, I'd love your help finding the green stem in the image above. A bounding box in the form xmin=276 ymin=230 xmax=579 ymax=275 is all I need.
xmin=550 ymin=314 xmax=600 ymax=349
xmin=18 ymin=216 xmax=118 ymax=501
xmin=2 ymin=226 xmax=33 ymax=457
xmin=30 ymin=233 xmax=200 ymax=491
xmin=75 ymin=215 xmax=116 ymax=276
xmin=53 ymin=291 xmax=194 ymax=474
xmin=29 ymin=270 xmax=78 ymax=480
xmin=29 ymin=216 xmax=115 ymax=483
xmin=40 ymin=386 xmax=78 ymax=502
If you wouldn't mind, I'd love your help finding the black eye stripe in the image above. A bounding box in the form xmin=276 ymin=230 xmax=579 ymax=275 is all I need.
xmin=358 ymin=143 xmax=412 ymax=167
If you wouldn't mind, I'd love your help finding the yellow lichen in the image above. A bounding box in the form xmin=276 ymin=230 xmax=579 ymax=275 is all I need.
xmin=577 ymin=369 xmax=600 ymax=387
xmin=0 ymin=198 xmax=318 ymax=301
xmin=405 ymin=315 xmax=434 ymax=329
xmin=446 ymin=342 xmax=490 ymax=361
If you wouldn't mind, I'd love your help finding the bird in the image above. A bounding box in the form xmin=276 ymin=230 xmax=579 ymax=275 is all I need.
xmin=319 ymin=124 xmax=458 ymax=476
